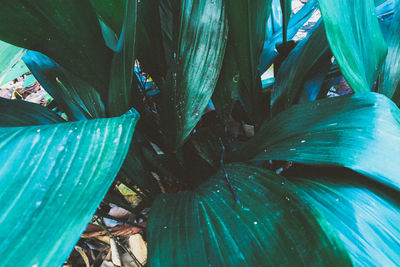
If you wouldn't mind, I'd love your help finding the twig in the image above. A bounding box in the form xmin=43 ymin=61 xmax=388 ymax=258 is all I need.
xmin=218 ymin=138 xmax=240 ymax=204
xmin=95 ymin=218 xmax=143 ymax=267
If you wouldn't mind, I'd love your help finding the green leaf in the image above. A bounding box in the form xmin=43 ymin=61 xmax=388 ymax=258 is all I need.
xmin=0 ymin=60 xmax=30 ymax=87
xmin=0 ymin=98 xmax=63 ymax=126
xmin=232 ymin=93 xmax=400 ymax=192
xmin=159 ymin=0 xmax=228 ymax=150
xmin=225 ymin=0 xmax=273 ymax=123
xmin=23 ymin=51 xmax=106 ymax=120
xmin=0 ymin=40 xmax=26 ymax=84
xmin=280 ymin=0 xmax=292 ymax=43
xmin=107 ymin=0 xmax=137 ymax=116
xmin=0 ymin=110 xmax=139 ymax=266
xmin=212 ymin=42 xmax=240 ymax=121
xmin=271 ymin=21 xmax=329 ymax=114
xmin=378 ymin=3 xmax=400 ymax=104
xmin=0 ymin=1 xmax=112 ymax=96
xmin=318 ymin=0 xmax=387 ymax=92
xmin=289 ymin=168 xmax=400 ymax=266
xmin=90 ymin=0 xmax=125 ymax=34
xmin=147 ymin=163 xmax=351 ymax=266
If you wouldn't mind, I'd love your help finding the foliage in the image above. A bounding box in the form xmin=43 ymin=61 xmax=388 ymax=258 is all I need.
xmin=0 ymin=0 xmax=399 ymax=265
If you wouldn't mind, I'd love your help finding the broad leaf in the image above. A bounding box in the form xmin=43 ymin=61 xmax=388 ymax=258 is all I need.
xmin=0 ymin=98 xmax=63 ymax=126
xmin=0 ymin=40 xmax=26 ymax=84
xmin=0 ymin=60 xmax=30 ymax=87
xmin=318 ymin=0 xmax=387 ymax=92
xmin=224 ymin=0 xmax=273 ymax=123
xmin=107 ymin=0 xmax=137 ymax=116
xmin=23 ymin=51 xmax=106 ymax=120
xmin=232 ymin=93 xmax=400 ymax=192
xmin=289 ymin=168 xmax=400 ymax=266
xmin=378 ymin=2 xmax=400 ymax=104
xmin=271 ymin=22 xmax=329 ymax=114
xmin=147 ymin=163 xmax=350 ymax=266
xmin=0 ymin=110 xmax=139 ymax=266
xmin=159 ymin=0 xmax=227 ymax=149
xmin=0 ymin=1 xmax=112 ymax=96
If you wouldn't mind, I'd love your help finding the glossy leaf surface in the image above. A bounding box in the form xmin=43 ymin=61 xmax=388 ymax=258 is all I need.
xmin=159 ymin=0 xmax=227 ymax=149
xmin=378 ymin=3 xmax=400 ymax=104
xmin=260 ymin=0 xmax=318 ymax=73
xmin=225 ymin=0 xmax=272 ymax=123
xmin=0 ymin=40 xmax=26 ymax=84
xmin=148 ymin=163 xmax=350 ymax=266
xmin=0 ymin=110 xmax=139 ymax=266
xmin=289 ymin=168 xmax=400 ymax=266
xmin=23 ymin=51 xmax=105 ymax=120
xmin=271 ymin=21 xmax=329 ymax=114
xmin=233 ymin=93 xmax=400 ymax=192
xmin=0 ymin=1 xmax=112 ymax=95
xmin=0 ymin=98 xmax=63 ymax=126
xmin=318 ymin=0 xmax=387 ymax=92
xmin=107 ymin=0 xmax=137 ymax=116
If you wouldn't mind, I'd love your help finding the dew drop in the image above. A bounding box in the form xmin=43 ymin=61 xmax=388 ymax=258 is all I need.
xmin=35 ymin=201 xmax=41 ymax=207
xmin=253 ymin=221 xmax=258 ymax=225
xmin=301 ymin=140 xmax=306 ymax=143
xmin=36 ymin=129 xmax=41 ymax=133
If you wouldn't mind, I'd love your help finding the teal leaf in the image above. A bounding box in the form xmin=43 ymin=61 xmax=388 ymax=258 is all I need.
xmin=225 ymin=0 xmax=273 ymax=123
xmin=159 ymin=0 xmax=227 ymax=149
xmin=232 ymin=93 xmax=400 ymax=192
xmin=378 ymin=3 xmax=400 ymax=104
xmin=107 ymin=0 xmax=137 ymax=116
xmin=280 ymin=0 xmax=292 ymax=43
xmin=0 ymin=98 xmax=63 ymax=126
xmin=289 ymin=168 xmax=400 ymax=266
xmin=0 ymin=40 xmax=26 ymax=85
xmin=0 ymin=1 xmax=112 ymax=96
xmin=0 ymin=110 xmax=139 ymax=266
xmin=260 ymin=0 xmax=318 ymax=73
xmin=0 ymin=60 xmax=30 ymax=87
xmin=147 ymin=163 xmax=351 ymax=266
xmin=23 ymin=51 xmax=106 ymax=120
xmin=318 ymin=0 xmax=387 ymax=92
xmin=271 ymin=21 xmax=329 ymax=114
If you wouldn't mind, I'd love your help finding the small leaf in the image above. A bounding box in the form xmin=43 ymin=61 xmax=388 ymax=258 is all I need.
xmin=318 ymin=0 xmax=387 ymax=92
xmin=0 ymin=40 xmax=26 ymax=85
xmin=0 ymin=110 xmax=139 ymax=266
xmin=23 ymin=51 xmax=105 ymax=120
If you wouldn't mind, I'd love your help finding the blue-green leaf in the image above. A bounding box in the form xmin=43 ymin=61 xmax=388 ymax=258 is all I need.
xmin=147 ymin=163 xmax=351 ymax=266
xmin=0 ymin=40 xmax=26 ymax=85
xmin=0 ymin=110 xmax=139 ymax=266
xmin=23 ymin=51 xmax=105 ymax=120
xmin=232 ymin=93 xmax=400 ymax=192
xmin=318 ymin=0 xmax=387 ymax=92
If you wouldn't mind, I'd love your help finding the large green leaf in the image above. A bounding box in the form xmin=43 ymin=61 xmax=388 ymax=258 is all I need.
xmin=280 ymin=0 xmax=292 ymax=43
xmin=159 ymin=0 xmax=227 ymax=150
xmin=378 ymin=2 xmax=400 ymax=104
xmin=23 ymin=51 xmax=105 ymax=120
xmin=318 ymin=0 xmax=387 ymax=92
xmin=0 ymin=1 xmax=112 ymax=96
xmin=271 ymin=21 xmax=329 ymax=114
xmin=147 ymin=163 xmax=350 ymax=266
xmin=0 ymin=98 xmax=63 ymax=126
xmin=0 ymin=110 xmax=139 ymax=266
xmin=0 ymin=40 xmax=26 ymax=84
xmin=224 ymin=0 xmax=273 ymax=123
xmin=289 ymin=167 xmax=400 ymax=266
xmin=107 ymin=0 xmax=137 ymax=116
xmin=232 ymin=93 xmax=400 ymax=192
